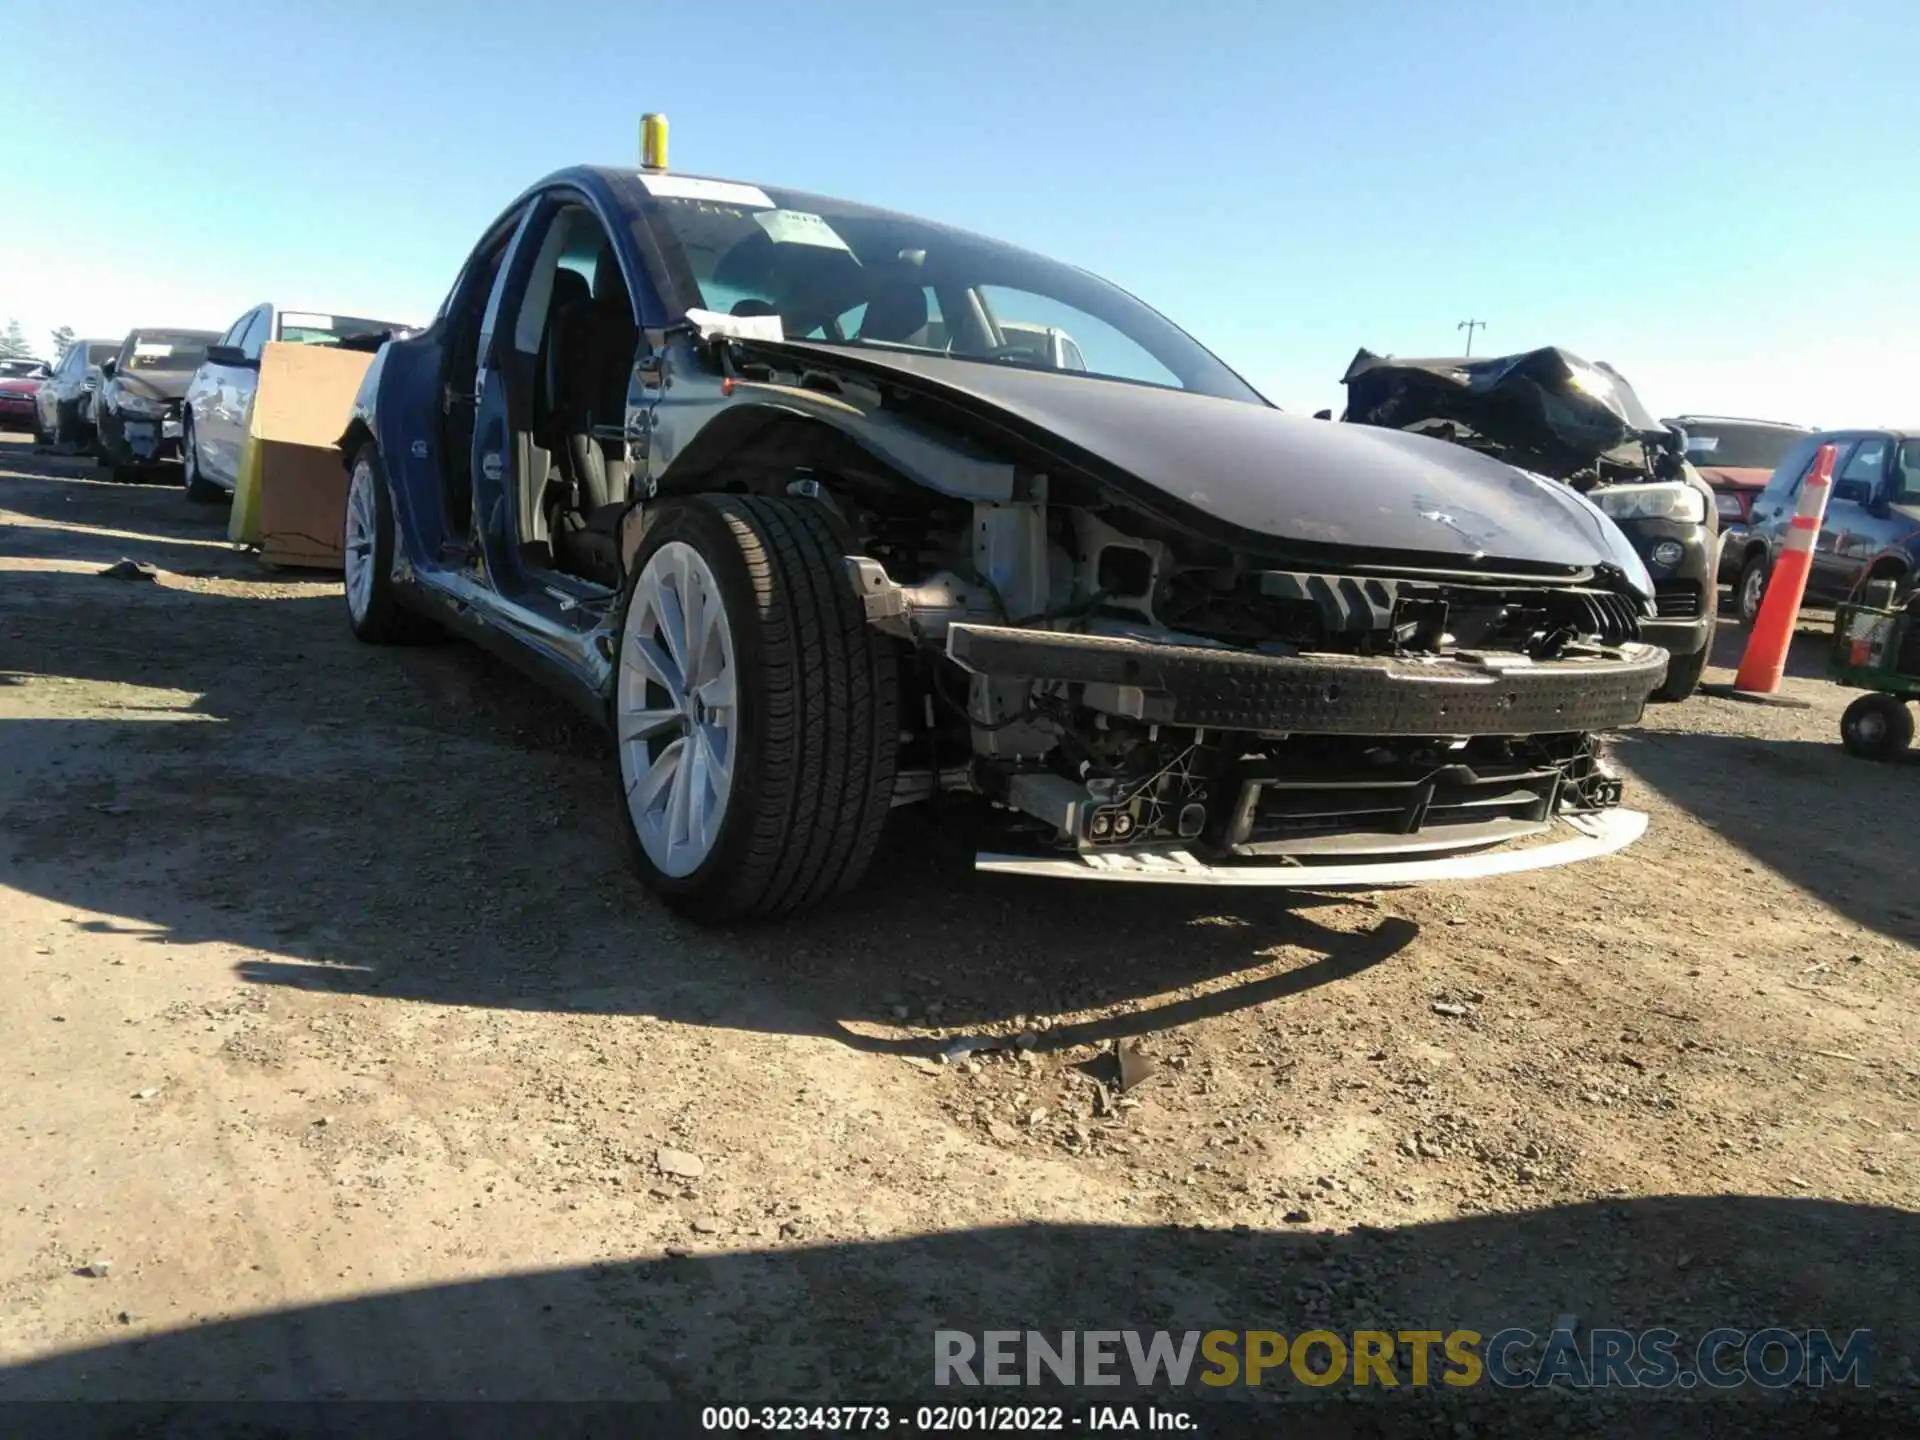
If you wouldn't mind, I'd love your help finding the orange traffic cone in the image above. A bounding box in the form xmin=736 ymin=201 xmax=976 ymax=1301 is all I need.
xmin=1714 ymin=442 xmax=1837 ymax=705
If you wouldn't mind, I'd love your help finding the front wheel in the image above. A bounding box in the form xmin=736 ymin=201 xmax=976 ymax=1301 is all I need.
xmin=343 ymin=445 xmax=435 ymax=644
xmin=1651 ymin=644 xmax=1708 ymax=703
xmin=1736 ymin=553 xmax=1770 ymax=628
xmin=1840 ymin=693 xmax=1913 ymax=762
xmin=612 ymin=494 xmax=899 ymax=922
xmin=181 ymin=419 xmax=226 ymax=503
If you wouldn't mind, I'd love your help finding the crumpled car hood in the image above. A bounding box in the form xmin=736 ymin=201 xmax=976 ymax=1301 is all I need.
xmin=761 ymin=342 xmax=1638 ymax=577
xmin=1341 ymin=346 xmax=1672 ymax=479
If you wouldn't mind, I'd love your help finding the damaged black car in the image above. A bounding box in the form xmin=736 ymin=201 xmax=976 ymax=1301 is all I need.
xmin=342 ymin=161 xmax=1667 ymax=921
xmin=1342 ymin=346 xmax=1717 ymax=701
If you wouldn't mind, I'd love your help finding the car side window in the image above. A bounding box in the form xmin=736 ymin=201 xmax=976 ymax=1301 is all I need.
xmin=1893 ymin=441 xmax=1920 ymax=505
xmin=239 ymin=309 xmax=269 ymax=361
xmin=218 ymin=312 xmax=251 ymax=349
xmin=1766 ymin=436 xmax=1821 ymax=503
xmin=1833 ymin=437 xmax=1888 ymax=504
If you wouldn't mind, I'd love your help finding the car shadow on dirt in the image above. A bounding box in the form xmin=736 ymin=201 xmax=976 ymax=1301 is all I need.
xmin=1 ymin=568 xmax=1417 ymax=1052
xmin=1612 ymin=726 xmax=1920 ymax=947
xmin=0 ymin=1196 xmax=1909 ymax=1435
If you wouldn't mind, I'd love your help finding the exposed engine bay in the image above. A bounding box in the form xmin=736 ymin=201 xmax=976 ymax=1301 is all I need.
xmin=817 ymin=479 xmax=1660 ymax=878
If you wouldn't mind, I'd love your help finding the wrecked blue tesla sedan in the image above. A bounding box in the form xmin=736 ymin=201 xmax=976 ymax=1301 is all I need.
xmin=339 ymin=156 xmax=1667 ymax=921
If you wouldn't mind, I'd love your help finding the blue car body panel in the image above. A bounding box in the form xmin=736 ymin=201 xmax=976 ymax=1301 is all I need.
xmin=345 ymin=164 xmax=1665 ymax=730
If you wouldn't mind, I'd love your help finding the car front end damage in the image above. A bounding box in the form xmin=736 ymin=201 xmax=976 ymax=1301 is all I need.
xmin=1341 ymin=346 xmax=1716 ymax=702
xmin=840 ymin=492 xmax=1662 ymax=886
xmin=105 ymin=397 xmax=186 ymax=465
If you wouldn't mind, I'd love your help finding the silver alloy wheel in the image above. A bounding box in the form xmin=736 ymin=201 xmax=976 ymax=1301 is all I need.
xmin=1853 ymin=710 xmax=1887 ymax=746
xmin=1742 ymin=562 xmax=1765 ymax=619
xmin=617 ymin=540 xmax=738 ymax=879
xmin=344 ymin=458 xmax=378 ymax=626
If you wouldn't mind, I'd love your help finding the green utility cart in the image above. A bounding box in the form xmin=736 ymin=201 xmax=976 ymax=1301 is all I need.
xmin=1831 ymin=579 xmax=1920 ymax=761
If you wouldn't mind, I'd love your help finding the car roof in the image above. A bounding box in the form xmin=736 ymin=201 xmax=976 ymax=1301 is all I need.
xmin=1663 ymin=415 xmax=1813 ymax=430
xmin=1811 ymin=427 xmax=1920 ymax=442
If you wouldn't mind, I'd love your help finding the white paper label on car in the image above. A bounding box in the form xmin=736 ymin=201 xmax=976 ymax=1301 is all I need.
xmin=1684 ymin=435 xmax=1719 ymax=452
xmin=132 ymin=343 xmax=173 ymax=358
xmin=685 ymin=308 xmax=785 ymax=343
xmin=280 ymin=312 xmax=335 ymax=332
xmin=752 ymin=209 xmax=851 ymax=252
xmin=638 ymin=174 xmax=774 ymax=209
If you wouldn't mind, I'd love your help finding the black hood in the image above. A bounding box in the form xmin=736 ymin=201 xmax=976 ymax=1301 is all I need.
xmin=754 ymin=341 xmax=1647 ymax=581
xmin=115 ymin=370 xmax=195 ymax=404
xmin=1341 ymin=346 xmax=1683 ymax=482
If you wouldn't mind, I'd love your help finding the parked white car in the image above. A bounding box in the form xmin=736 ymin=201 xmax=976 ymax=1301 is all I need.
xmin=180 ymin=304 xmax=406 ymax=502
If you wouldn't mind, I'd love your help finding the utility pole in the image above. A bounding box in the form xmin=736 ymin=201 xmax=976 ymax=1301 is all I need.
xmin=1457 ymin=319 xmax=1486 ymax=357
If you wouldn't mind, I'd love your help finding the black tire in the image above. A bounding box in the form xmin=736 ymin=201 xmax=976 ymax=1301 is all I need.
xmin=1651 ymin=644 xmax=1708 ymax=703
xmin=1840 ymin=692 xmax=1913 ymax=762
xmin=1736 ymin=552 xmax=1769 ymax=628
xmin=181 ymin=420 xmax=226 ymax=503
xmin=613 ymin=494 xmax=899 ymax=922
xmin=343 ymin=443 xmax=436 ymax=645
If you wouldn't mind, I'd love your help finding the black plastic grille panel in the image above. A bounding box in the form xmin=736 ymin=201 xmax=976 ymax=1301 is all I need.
xmin=948 ymin=625 xmax=1667 ymax=736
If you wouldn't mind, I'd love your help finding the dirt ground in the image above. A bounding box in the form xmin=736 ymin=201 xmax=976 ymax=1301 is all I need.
xmin=2 ymin=433 xmax=1919 ymax=1434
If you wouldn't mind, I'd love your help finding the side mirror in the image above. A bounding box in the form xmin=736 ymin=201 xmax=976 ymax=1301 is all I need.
xmin=1313 ymin=409 xmax=1333 ymax=421
xmin=205 ymin=345 xmax=250 ymax=367
xmin=100 ymin=358 xmax=117 ymax=378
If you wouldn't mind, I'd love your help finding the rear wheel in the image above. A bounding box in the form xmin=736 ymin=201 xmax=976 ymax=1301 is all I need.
xmin=1840 ymin=692 xmax=1913 ymax=762
xmin=181 ymin=419 xmax=226 ymax=503
xmin=343 ymin=445 xmax=435 ymax=644
xmin=612 ymin=494 xmax=898 ymax=922
xmin=1737 ymin=553 xmax=1769 ymax=627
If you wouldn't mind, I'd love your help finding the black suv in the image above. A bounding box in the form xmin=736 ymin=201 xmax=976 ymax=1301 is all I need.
xmin=1342 ymin=347 xmax=1717 ymax=701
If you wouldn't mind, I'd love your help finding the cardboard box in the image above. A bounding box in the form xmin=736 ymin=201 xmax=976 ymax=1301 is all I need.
xmin=251 ymin=342 xmax=375 ymax=570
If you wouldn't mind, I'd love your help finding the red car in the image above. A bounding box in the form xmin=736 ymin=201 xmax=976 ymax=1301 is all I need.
xmin=1662 ymin=415 xmax=1816 ymax=581
xmin=0 ymin=357 xmax=47 ymax=432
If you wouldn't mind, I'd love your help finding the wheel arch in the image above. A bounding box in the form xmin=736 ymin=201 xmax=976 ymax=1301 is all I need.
xmin=339 ymin=417 xmax=377 ymax=473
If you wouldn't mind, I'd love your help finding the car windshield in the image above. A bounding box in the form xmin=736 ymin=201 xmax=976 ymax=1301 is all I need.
xmin=642 ymin=177 xmax=1265 ymax=404
xmin=276 ymin=312 xmax=397 ymax=346
xmin=1677 ymin=422 xmax=1807 ymax=471
xmin=0 ymin=359 xmax=41 ymax=378
xmin=123 ymin=332 xmax=215 ymax=372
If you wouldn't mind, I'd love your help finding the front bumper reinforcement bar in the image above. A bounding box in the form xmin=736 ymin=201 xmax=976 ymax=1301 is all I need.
xmin=945 ymin=624 xmax=1667 ymax=735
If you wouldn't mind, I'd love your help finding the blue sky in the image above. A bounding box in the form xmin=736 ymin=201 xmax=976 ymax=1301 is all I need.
xmin=5 ymin=0 xmax=1916 ymax=421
